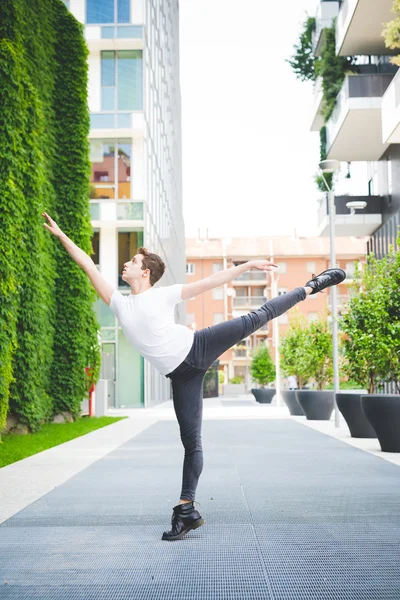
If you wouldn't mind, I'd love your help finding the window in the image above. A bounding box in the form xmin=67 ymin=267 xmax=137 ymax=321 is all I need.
xmin=306 ymin=261 xmax=316 ymax=274
xmin=118 ymin=230 xmax=144 ymax=288
xmin=308 ymin=312 xmax=318 ymax=322
xmin=89 ymin=139 xmax=131 ymax=199
xmin=186 ymin=313 xmax=195 ymax=327
xmin=186 ymin=263 xmax=195 ymax=275
xmin=87 ymin=0 xmax=130 ymax=24
xmin=212 ymin=288 xmax=224 ymax=300
xmin=346 ymin=261 xmax=356 ymax=278
xmin=213 ymin=313 xmax=224 ymax=325
xmin=101 ymin=51 xmax=143 ymax=112
xmin=278 ymin=288 xmax=287 ymax=296
xmin=252 ymin=287 xmax=265 ymax=297
xmin=276 ymin=262 xmax=287 ymax=273
xmin=212 ymin=262 xmax=223 ymax=273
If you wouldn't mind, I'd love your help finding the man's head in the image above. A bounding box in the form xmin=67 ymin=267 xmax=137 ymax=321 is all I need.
xmin=122 ymin=247 xmax=166 ymax=287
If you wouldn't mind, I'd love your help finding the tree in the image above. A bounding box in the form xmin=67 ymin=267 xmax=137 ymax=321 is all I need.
xmin=340 ymin=255 xmax=398 ymax=394
xmin=280 ymin=311 xmax=313 ymax=390
xmin=382 ymin=0 xmax=400 ymax=66
xmin=306 ymin=318 xmax=333 ymax=391
xmin=287 ymin=16 xmax=317 ymax=82
xmin=250 ymin=344 xmax=276 ymax=388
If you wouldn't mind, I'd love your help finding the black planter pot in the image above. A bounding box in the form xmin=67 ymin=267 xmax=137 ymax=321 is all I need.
xmin=296 ymin=390 xmax=334 ymax=420
xmin=281 ymin=390 xmax=305 ymax=416
xmin=251 ymin=388 xmax=275 ymax=404
xmin=361 ymin=394 xmax=400 ymax=452
xmin=337 ymin=393 xmax=376 ymax=438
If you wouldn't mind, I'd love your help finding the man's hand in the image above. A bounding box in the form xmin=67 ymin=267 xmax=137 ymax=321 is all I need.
xmin=248 ymin=259 xmax=278 ymax=271
xmin=42 ymin=212 xmax=63 ymax=238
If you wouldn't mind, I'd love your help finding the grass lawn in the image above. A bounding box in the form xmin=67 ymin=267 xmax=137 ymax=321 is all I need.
xmin=0 ymin=416 xmax=127 ymax=468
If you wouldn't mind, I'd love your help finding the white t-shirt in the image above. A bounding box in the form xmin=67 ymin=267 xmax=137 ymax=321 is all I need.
xmin=109 ymin=284 xmax=194 ymax=375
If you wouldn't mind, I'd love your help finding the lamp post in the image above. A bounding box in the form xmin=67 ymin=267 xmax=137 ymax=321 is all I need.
xmin=319 ymin=159 xmax=341 ymax=428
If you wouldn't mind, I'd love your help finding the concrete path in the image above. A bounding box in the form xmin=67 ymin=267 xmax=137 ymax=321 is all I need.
xmin=1 ymin=396 xmax=400 ymax=599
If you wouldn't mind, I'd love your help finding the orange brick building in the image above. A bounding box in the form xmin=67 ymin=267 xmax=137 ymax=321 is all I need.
xmin=185 ymin=235 xmax=367 ymax=384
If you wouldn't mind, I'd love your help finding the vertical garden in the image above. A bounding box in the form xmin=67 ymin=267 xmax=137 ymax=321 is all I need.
xmin=0 ymin=0 xmax=100 ymax=433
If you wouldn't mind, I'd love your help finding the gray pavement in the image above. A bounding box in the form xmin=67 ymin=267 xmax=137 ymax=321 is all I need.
xmin=1 ymin=398 xmax=400 ymax=599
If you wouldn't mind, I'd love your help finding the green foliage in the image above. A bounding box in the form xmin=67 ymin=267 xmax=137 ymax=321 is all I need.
xmin=229 ymin=376 xmax=244 ymax=384
xmin=280 ymin=311 xmax=333 ymax=390
xmin=288 ymin=16 xmax=317 ymax=82
xmin=218 ymin=371 xmax=225 ymax=385
xmin=340 ymin=248 xmax=400 ymax=393
xmin=0 ymin=0 xmax=100 ymax=431
xmin=280 ymin=311 xmax=312 ymax=390
xmin=382 ymin=0 xmax=400 ymax=66
xmin=316 ymin=24 xmax=357 ymax=122
xmin=306 ymin=318 xmax=333 ymax=391
xmin=250 ymin=344 xmax=276 ymax=387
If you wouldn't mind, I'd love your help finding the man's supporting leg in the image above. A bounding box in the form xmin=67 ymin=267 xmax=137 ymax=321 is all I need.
xmin=162 ymin=368 xmax=206 ymax=541
xmin=171 ymin=369 xmax=205 ymax=502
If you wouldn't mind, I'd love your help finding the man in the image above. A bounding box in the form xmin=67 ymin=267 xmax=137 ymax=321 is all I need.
xmin=43 ymin=212 xmax=346 ymax=541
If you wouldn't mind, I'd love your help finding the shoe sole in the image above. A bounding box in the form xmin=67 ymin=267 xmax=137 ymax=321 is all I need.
xmin=162 ymin=518 xmax=205 ymax=541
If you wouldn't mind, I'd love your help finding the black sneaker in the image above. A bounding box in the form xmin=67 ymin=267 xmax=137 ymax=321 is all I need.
xmin=305 ymin=268 xmax=346 ymax=295
xmin=161 ymin=501 xmax=205 ymax=541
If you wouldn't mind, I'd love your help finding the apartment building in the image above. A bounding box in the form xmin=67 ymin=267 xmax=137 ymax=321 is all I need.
xmin=185 ymin=236 xmax=367 ymax=383
xmin=311 ymin=0 xmax=400 ymax=255
xmin=67 ymin=0 xmax=185 ymax=408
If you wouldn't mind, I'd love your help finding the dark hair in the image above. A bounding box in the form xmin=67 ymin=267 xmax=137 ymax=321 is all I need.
xmin=137 ymin=247 xmax=166 ymax=286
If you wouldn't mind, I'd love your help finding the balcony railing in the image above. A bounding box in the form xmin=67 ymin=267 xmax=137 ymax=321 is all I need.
xmin=325 ymin=74 xmax=394 ymax=160
xmin=90 ymin=200 xmax=144 ymax=221
xmin=234 ymin=271 xmax=267 ymax=281
xmin=312 ymin=1 xmax=340 ymax=56
xmin=233 ymin=296 xmax=267 ymax=308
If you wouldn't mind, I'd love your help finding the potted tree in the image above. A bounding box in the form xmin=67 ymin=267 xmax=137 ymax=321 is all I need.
xmin=339 ymin=257 xmax=386 ymax=438
xmin=358 ymin=243 xmax=400 ymax=451
xmin=296 ymin=317 xmax=335 ymax=420
xmin=250 ymin=343 xmax=276 ymax=404
xmin=279 ymin=312 xmax=312 ymax=415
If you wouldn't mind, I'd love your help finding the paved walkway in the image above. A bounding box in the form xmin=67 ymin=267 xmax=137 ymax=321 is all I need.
xmin=1 ymin=396 xmax=400 ymax=599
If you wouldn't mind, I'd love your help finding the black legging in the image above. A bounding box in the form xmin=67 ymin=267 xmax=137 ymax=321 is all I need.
xmin=166 ymin=286 xmax=307 ymax=500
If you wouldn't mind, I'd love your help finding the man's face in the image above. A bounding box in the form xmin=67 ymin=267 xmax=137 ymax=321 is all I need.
xmin=121 ymin=253 xmax=149 ymax=283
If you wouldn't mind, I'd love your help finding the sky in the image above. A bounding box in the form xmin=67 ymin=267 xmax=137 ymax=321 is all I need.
xmin=179 ymin=0 xmax=323 ymax=239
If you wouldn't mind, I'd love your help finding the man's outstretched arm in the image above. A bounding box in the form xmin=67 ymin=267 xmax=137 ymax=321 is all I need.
xmin=42 ymin=212 xmax=114 ymax=306
xmin=181 ymin=259 xmax=277 ymax=301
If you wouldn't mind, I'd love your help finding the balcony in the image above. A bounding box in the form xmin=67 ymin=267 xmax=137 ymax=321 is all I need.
xmin=326 ymin=74 xmax=394 ymax=161
xmin=233 ymin=296 xmax=267 ymax=309
xmin=317 ymin=194 xmax=382 ymax=236
xmin=310 ymin=76 xmax=324 ymax=132
xmin=312 ymin=1 xmax=340 ymax=57
xmin=381 ymin=69 xmax=400 ymax=144
xmin=90 ymin=200 xmax=144 ymax=224
xmin=234 ymin=272 xmax=267 ymax=282
xmin=336 ymin=0 xmax=395 ymax=56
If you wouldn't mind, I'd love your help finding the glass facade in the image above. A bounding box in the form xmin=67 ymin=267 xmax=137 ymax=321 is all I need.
xmin=118 ymin=230 xmax=144 ymax=288
xmin=101 ymin=51 xmax=143 ymax=112
xmin=89 ymin=139 xmax=132 ymax=200
xmin=86 ymin=0 xmax=130 ymax=24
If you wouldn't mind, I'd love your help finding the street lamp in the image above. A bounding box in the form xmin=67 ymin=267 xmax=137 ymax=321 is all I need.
xmin=319 ymin=159 xmax=341 ymax=428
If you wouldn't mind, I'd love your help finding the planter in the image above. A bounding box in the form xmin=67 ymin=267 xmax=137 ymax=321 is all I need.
xmin=337 ymin=393 xmax=376 ymax=438
xmin=296 ymin=390 xmax=334 ymax=420
xmin=251 ymin=388 xmax=275 ymax=404
xmin=361 ymin=394 xmax=400 ymax=452
xmin=281 ymin=390 xmax=305 ymax=416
